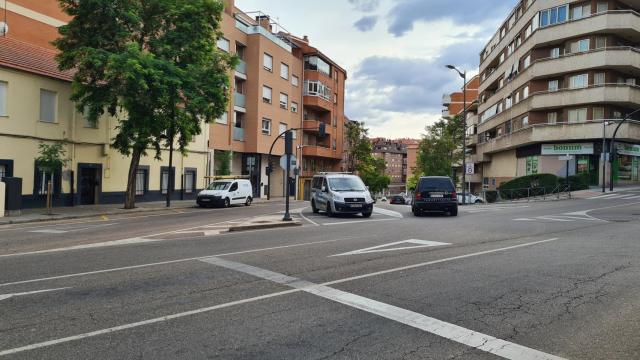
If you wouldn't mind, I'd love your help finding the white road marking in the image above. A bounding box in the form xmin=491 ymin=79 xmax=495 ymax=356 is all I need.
xmin=297 ymin=207 xmax=320 ymax=226
xmin=323 ymin=218 xmax=396 ymax=226
xmin=536 ymin=217 xmax=574 ymax=222
xmin=513 ymin=218 xmax=536 ymax=221
xmin=28 ymin=229 xmax=68 ymax=234
xmin=620 ymin=195 xmax=640 ymax=200
xmin=330 ymin=239 xmax=450 ymax=257
xmin=372 ymin=207 xmax=404 ymax=218
xmin=28 ymin=223 xmax=118 ymax=234
xmin=201 ymin=257 xmax=565 ymax=360
xmin=587 ymin=193 xmax=621 ymax=200
xmin=0 ymin=287 xmax=70 ymax=301
xmin=0 ymin=238 xmax=560 ymax=356
xmin=0 ymin=237 xmax=358 ymax=287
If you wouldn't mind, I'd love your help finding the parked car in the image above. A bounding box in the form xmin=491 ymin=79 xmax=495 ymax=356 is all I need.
xmin=310 ymin=173 xmax=374 ymax=217
xmin=389 ymin=195 xmax=406 ymax=205
xmin=411 ymin=176 xmax=458 ymax=216
xmin=197 ymin=179 xmax=253 ymax=208
xmin=457 ymin=193 xmax=485 ymax=204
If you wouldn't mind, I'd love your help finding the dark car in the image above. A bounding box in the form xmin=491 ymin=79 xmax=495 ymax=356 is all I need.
xmin=389 ymin=195 xmax=406 ymax=205
xmin=411 ymin=176 xmax=458 ymax=216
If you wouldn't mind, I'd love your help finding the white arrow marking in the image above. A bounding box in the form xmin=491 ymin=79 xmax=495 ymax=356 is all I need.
xmin=330 ymin=239 xmax=450 ymax=257
xmin=0 ymin=287 xmax=70 ymax=301
xmin=372 ymin=207 xmax=404 ymax=218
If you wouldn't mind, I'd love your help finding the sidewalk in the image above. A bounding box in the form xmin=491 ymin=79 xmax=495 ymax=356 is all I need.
xmin=0 ymin=198 xmax=285 ymax=225
xmin=571 ymin=185 xmax=640 ymax=199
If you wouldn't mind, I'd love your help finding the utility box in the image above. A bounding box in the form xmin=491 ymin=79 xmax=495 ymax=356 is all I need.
xmin=2 ymin=177 xmax=22 ymax=216
xmin=0 ymin=182 xmax=4 ymax=218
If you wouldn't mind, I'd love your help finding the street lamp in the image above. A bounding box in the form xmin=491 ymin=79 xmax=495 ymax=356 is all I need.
xmin=608 ymin=107 xmax=640 ymax=192
xmin=601 ymin=120 xmax=615 ymax=193
xmin=446 ymin=65 xmax=467 ymax=205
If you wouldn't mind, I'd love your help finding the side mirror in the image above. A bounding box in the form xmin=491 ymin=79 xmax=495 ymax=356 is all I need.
xmin=321 ymin=186 xmax=327 ymax=192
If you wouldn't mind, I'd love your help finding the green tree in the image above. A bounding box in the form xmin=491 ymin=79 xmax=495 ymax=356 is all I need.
xmin=54 ymin=0 xmax=235 ymax=209
xmin=344 ymin=121 xmax=372 ymax=172
xmin=216 ymin=150 xmax=232 ymax=176
xmin=35 ymin=142 xmax=70 ymax=214
xmin=416 ymin=115 xmax=464 ymax=184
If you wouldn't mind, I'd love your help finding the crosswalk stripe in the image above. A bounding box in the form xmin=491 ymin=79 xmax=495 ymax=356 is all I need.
xmin=620 ymin=195 xmax=640 ymax=200
xmin=373 ymin=207 xmax=403 ymax=218
xmin=587 ymin=193 xmax=619 ymax=200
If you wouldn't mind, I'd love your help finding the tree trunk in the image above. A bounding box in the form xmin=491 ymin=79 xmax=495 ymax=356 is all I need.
xmin=46 ymin=180 xmax=53 ymax=215
xmin=124 ymin=148 xmax=142 ymax=209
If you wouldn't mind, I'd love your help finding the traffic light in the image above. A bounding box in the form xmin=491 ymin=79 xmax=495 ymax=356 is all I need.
xmin=285 ymin=131 xmax=293 ymax=155
xmin=319 ymin=122 xmax=326 ymax=138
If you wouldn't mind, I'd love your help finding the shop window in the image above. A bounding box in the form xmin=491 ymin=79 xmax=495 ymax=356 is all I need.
xmin=526 ymin=156 xmax=539 ymax=175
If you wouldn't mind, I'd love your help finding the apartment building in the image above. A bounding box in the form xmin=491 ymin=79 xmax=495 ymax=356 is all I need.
xmin=372 ymin=138 xmax=409 ymax=193
xmin=476 ymin=0 xmax=640 ymax=190
xmin=442 ymin=76 xmax=482 ymax=193
xmin=216 ymin=1 xmax=347 ymax=200
xmin=0 ymin=1 xmax=209 ymax=208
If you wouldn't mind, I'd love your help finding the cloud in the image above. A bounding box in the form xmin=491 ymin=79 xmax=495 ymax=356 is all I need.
xmin=386 ymin=0 xmax=510 ymax=37
xmin=354 ymin=15 xmax=378 ymax=32
xmin=348 ymin=0 xmax=381 ymax=12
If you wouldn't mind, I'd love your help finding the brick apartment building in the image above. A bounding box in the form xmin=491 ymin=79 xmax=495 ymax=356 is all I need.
xmin=217 ymin=0 xmax=347 ymax=200
xmin=371 ymin=138 xmax=409 ymax=193
xmin=475 ymin=0 xmax=640 ymax=190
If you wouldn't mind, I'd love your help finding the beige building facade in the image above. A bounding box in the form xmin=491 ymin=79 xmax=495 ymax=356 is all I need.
xmin=476 ymin=0 xmax=640 ymax=189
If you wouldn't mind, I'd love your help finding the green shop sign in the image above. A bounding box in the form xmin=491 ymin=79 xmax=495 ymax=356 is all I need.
xmin=616 ymin=143 xmax=640 ymax=156
xmin=541 ymin=143 xmax=594 ymax=155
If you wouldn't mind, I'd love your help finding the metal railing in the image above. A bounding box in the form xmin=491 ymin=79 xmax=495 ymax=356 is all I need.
xmin=488 ymin=185 xmax=572 ymax=202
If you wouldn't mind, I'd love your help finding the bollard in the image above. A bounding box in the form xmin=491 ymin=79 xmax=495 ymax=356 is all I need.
xmin=0 ymin=182 xmax=5 ymax=218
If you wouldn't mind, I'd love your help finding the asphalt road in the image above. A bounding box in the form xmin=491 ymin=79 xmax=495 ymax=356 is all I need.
xmin=1 ymin=190 xmax=640 ymax=359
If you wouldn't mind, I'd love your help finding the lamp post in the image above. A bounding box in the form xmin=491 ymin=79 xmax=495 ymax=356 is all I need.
xmin=608 ymin=107 xmax=640 ymax=192
xmin=601 ymin=120 xmax=614 ymax=193
xmin=446 ymin=65 xmax=467 ymax=205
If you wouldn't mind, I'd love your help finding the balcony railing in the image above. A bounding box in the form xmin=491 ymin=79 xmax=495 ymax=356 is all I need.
xmin=234 ymin=92 xmax=246 ymax=108
xmin=233 ymin=127 xmax=244 ymax=141
xmin=235 ymin=60 xmax=247 ymax=74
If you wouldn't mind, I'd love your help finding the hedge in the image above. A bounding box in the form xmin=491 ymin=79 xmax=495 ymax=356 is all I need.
xmin=498 ymin=174 xmax=560 ymax=199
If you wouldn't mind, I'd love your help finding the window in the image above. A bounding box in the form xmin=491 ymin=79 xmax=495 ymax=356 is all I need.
xmin=499 ymin=52 xmax=505 ymax=64
xmin=626 ymin=78 xmax=636 ymax=86
xmin=39 ymin=89 xmax=57 ymax=123
xmin=0 ymin=81 xmax=6 ymax=116
xmin=505 ymin=96 xmax=513 ymax=109
xmin=570 ymin=74 xmax=588 ymax=89
xmin=261 ymin=118 xmax=271 ymax=135
xmin=505 ymin=120 xmax=512 ymax=134
xmin=571 ymin=4 xmax=590 ymax=20
xmin=613 ymin=110 xmax=622 ymax=119
xmin=291 ymin=129 xmax=297 ymax=139
xmin=499 ymin=78 xmax=504 ymax=88
xmin=82 ymin=106 xmax=98 ymax=128
xmin=522 ymin=116 xmax=529 ymax=127
xmin=549 ymin=80 xmax=559 ymax=92
xmin=0 ymin=164 xmax=6 ymax=181
xmin=596 ymin=36 xmax=606 ymax=49
xmin=280 ymin=63 xmax=289 ymax=79
xmin=332 ymin=139 xmax=337 ymax=151
xmin=291 ymin=102 xmax=298 ymax=113
xmin=526 ymin=156 xmax=539 ymax=175
xmin=523 ymin=54 xmax=531 ymax=68
xmin=262 ymin=86 xmax=272 ymax=103
xmin=304 ymin=56 xmax=331 ymax=77
xmin=184 ymin=170 xmax=196 ymax=194
xmin=523 ymin=86 xmax=529 ymax=98
xmin=548 ymin=112 xmax=558 ymax=124
xmin=135 ymin=168 xmax=147 ymax=196
xmin=36 ymin=168 xmax=55 ymax=195
xmin=292 ymin=75 xmax=299 ymax=87
xmin=515 ymin=91 xmax=520 ymax=104
xmin=263 ymin=53 xmax=273 ymax=71
xmin=217 ymin=38 xmax=230 ymax=52
xmin=568 ymin=108 xmax=588 ymax=123
xmin=594 ymin=73 xmax=605 ymax=86
xmin=279 ymin=93 xmax=288 ymax=109
xmin=333 ymin=93 xmax=337 ymax=104
xmin=540 ymin=5 xmax=568 ymax=27
xmin=279 ymin=123 xmax=287 ymax=137
xmin=332 ymin=115 xmax=337 ymax=127
xmin=550 ymin=47 xmax=560 ymax=58
xmin=593 ymin=107 xmax=605 ymax=120
xmin=216 ymin=111 xmax=228 ymax=125
xmin=160 ymin=168 xmax=174 ymax=195
xmin=570 ymin=39 xmax=590 ymax=53
xmin=304 ymin=80 xmax=332 ymax=101
xmin=597 ymin=2 xmax=608 ymax=13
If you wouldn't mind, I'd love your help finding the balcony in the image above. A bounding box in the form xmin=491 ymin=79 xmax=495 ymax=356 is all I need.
xmin=235 ymin=60 xmax=247 ymax=78
xmin=304 ymin=95 xmax=333 ymax=112
xmin=302 ymin=145 xmax=338 ymax=159
xmin=467 ymin=134 xmax=478 ymax=146
xmin=442 ymin=94 xmax=452 ymax=106
xmin=233 ymin=127 xmax=244 ymax=141
xmin=234 ymin=92 xmax=246 ymax=111
xmin=442 ymin=109 xmax=450 ymax=117
xmin=303 ymin=119 xmax=321 ymax=133
xmin=477 ymin=121 xmax=640 ymax=155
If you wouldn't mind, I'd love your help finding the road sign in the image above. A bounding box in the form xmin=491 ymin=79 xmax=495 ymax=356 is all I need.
xmin=558 ymin=155 xmax=574 ymax=161
xmin=279 ymin=155 xmax=298 ymax=171
xmin=465 ymin=163 xmax=475 ymax=175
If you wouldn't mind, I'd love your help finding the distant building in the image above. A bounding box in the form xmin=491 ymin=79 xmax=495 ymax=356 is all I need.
xmin=371 ymin=138 xmax=415 ymax=193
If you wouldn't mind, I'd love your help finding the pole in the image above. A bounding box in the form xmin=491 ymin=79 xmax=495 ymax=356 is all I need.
xmin=166 ymin=89 xmax=175 ymax=207
xmin=566 ymin=157 xmax=570 ymax=188
xmin=602 ymin=121 xmax=607 ymax=192
xmin=461 ymin=71 xmax=467 ymax=205
xmin=283 ymin=153 xmax=292 ymax=221
xmin=609 ymin=108 xmax=640 ymax=192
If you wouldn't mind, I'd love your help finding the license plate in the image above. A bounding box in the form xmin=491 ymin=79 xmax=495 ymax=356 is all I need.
xmin=430 ymin=194 xmax=444 ymax=198
xmin=349 ymin=204 xmax=363 ymax=208
xmin=200 ymin=198 xmax=210 ymax=202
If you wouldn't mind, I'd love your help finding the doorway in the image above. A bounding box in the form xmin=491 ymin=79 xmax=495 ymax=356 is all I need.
xmin=78 ymin=164 xmax=102 ymax=205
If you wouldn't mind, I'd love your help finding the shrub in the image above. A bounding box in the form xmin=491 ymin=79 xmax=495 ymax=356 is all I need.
xmin=562 ymin=173 xmax=590 ymax=191
xmin=498 ymin=174 xmax=560 ymax=200
xmin=484 ymin=190 xmax=498 ymax=203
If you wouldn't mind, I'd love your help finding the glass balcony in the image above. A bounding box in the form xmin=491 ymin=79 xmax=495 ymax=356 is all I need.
xmin=234 ymin=92 xmax=246 ymax=108
xmin=233 ymin=127 xmax=244 ymax=141
xmin=236 ymin=60 xmax=247 ymax=74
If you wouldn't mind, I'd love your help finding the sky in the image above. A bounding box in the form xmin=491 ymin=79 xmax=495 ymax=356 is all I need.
xmin=237 ymin=0 xmax=512 ymax=139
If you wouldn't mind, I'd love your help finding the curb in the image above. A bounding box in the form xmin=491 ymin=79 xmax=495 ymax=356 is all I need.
xmin=227 ymin=220 xmax=302 ymax=232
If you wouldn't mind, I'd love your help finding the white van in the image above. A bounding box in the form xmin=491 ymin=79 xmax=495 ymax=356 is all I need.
xmin=197 ymin=179 xmax=253 ymax=208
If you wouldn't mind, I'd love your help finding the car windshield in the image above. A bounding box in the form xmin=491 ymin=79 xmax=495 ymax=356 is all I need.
xmin=328 ymin=177 xmax=366 ymax=192
xmin=207 ymin=181 xmax=231 ymax=190
xmin=420 ymin=178 xmax=454 ymax=192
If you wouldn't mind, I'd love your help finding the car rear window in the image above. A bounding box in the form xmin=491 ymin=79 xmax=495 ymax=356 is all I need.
xmin=418 ymin=178 xmax=454 ymax=192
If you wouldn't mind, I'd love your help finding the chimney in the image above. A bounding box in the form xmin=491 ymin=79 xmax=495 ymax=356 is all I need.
xmin=303 ymin=35 xmax=309 ymax=42
xmin=222 ymin=0 xmax=234 ymax=16
xmin=256 ymin=15 xmax=272 ymax=31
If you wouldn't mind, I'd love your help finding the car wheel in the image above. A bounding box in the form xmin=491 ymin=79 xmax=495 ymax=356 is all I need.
xmin=475 ymin=199 xmax=482 ymax=204
xmin=450 ymin=207 xmax=458 ymax=216
xmin=326 ymin=202 xmax=334 ymax=217
xmin=311 ymin=200 xmax=319 ymax=213
xmin=224 ymin=198 xmax=230 ymax=208
xmin=362 ymin=210 xmax=372 ymax=218
xmin=245 ymin=196 xmax=252 ymax=206
xmin=412 ymin=208 xmax=421 ymax=217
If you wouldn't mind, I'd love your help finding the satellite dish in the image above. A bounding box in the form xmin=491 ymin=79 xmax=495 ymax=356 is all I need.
xmin=0 ymin=22 xmax=8 ymax=36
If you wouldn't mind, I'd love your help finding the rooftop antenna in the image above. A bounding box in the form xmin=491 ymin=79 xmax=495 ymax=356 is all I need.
xmin=1 ymin=0 xmax=7 ymax=37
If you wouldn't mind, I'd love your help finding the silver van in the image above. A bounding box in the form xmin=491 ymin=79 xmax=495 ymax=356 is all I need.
xmin=310 ymin=173 xmax=374 ymax=217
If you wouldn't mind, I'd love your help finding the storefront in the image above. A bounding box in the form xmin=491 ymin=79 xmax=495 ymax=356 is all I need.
xmin=539 ymin=143 xmax=599 ymax=185
xmin=615 ymin=143 xmax=640 ymax=183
